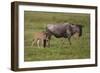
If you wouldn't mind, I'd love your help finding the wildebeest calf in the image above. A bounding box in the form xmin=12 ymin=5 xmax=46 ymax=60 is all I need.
xmin=31 ymin=31 xmax=48 ymax=48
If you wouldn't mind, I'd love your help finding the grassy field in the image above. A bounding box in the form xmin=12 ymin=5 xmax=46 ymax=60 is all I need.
xmin=24 ymin=11 xmax=90 ymax=61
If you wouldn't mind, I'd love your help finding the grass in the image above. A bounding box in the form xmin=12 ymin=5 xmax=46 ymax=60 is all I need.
xmin=24 ymin=11 xmax=90 ymax=61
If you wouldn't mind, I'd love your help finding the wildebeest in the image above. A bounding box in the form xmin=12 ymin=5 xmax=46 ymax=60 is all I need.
xmin=31 ymin=31 xmax=48 ymax=48
xmin=45 ymin=23 xmax=83 ymax=47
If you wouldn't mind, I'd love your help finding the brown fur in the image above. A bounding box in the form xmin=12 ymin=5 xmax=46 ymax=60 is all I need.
xmin=32 ymin=31 xmax=48 ymax=48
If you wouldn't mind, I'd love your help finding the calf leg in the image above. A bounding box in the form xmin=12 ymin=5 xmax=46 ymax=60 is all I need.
xmin=31 ymin=39 xmax=36 ymax=47
xmin=37 ymin=40 xmax=40 ymax=48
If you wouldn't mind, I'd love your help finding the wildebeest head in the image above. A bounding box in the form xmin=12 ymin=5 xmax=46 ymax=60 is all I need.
xmin=71 ymin=24 xmax=83 ymax=37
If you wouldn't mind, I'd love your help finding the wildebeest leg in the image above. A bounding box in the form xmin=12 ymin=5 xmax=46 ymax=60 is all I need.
xmin=59 ymin=38 xmax=66 ymax=48
xmin=46 ymin=37 xmax=51 ymax=48
xmin=66 ymin=29 xmax=72 ymax=45
xmin=68 ymin=37 xmax=71 ymax=45
xmin=61 ymin=38 xmax=65 ymax=45
xmin=41 ymin=39 xmax=45 ymax=48
xmin=43 ymin=40 xmax=46 ymax=48
xmin=45 ymin=31 xmax=52 ymax=47
xmin=47 ymin=40 xmax=50 ymax=47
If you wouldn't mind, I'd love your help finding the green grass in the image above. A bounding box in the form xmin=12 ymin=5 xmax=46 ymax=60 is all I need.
xmin=24 ymin=11 xmax=90 ymax=61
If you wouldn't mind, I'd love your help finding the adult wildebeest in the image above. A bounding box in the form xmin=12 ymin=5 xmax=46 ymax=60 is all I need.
xmin=45 ymin=23 xmax=83 ymax=47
